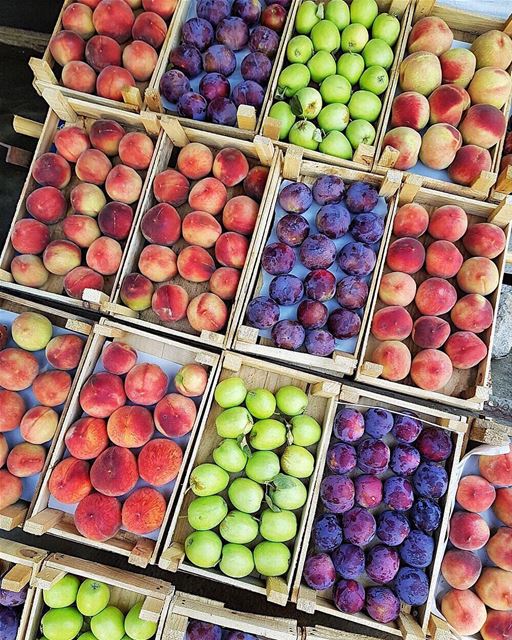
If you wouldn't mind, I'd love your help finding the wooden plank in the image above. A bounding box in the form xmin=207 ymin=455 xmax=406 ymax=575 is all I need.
xmin=12 ymin=116 xmax=43 ymax=139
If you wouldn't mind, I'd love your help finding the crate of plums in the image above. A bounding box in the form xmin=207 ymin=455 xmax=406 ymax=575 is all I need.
xmin=259 ymin=0 xmax=414 ymax=169
xmin=232 ymin=146 xmax=402 ymax=376
xmin=144 ymin=0 xmax=297 ymax=138
xmin=292 ymin=383 xmax=467 ymax=638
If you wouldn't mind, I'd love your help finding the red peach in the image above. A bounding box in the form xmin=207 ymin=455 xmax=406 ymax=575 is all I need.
xmin=187 ymin=292 xmax=228 ymax=332
xmin=142 ymin=0 xmax=176 ymax=19
xmin=222 ymin=195 xmax=258 ymax=235
xmin=440 ymin=47 xmax=476 ymax=88
xmin=33 ymin=152 xmax=71 ymax=189
xmin=428 ymin=84 xmax=470 ymax=127
xmin=386 ymin=237 xmax=425 ymax=274
xmin=391 ymin=92 xmax=430 ymax=130
xmin=425 ymin=240 xmax=463 ymax=278
xmin=412 ymin=316 xmax=451 ymax=349
xmin=62 ymin=60 xmax=97 ymax=93
xmin=63 ymin=215 xmax=101 ymax=247
xmin=11 ymin=219 xmax=50 ymax=255
xmin=215 ymin=232 xmax=249 ymax=269
xmin=85 ymin=35 xmax=122 ymax=71
xmin=125 ymin=363 xmax=168 ymax=405
xmin=481 ymin=611 xmax=512 ymax=640
xmin=86 ymin=236 xmax=123 ymax=275
xmin=456 ymin=475 xmax=496 ymax=512
xmin=90 ymin=445 xmax=138 ymax=496
xmin=74 ymin=492 xmax=122 ymax=541
xmin=65 ymin=416 xmax=109 ymax=459
xmin=64 ymin=266 xmax=105 ymax=299
xmin=138 ymin=244 xmax=177 ymax=282
xmin=449 ymin=511 xmax=490 ymax=550
xmin=98 ymin=201 xmax=134 ymax=239
xmin=419 ymin=123 xmax=462 ymax=170
xmin=209 ymin=266 xmax=240 ymax=300
xmin=122 ymin=40 xmax=158 ymax=82
xmin=410 ymin=349 xmax=453 ymax=391
xmin=393 ymin=203 xmax=429 ymax=238
xmin=105 ymin=164 xmax=142 ymax=204
xmin=118 ymin=132 xmax=154 ymax=170
xmin=493 ymin=487 xmax=512 ymax=526
xmin=243 ymin=165 xmax=269 ymax=201
xmin=463 ymin=223 xmax=506 ymax=259
xmin=177 ymin=245 xmax=216 ymax=282
xmin=141 ymin=203 xmax=181 ymax=245
xmin=441 ymin=549 xmax=482 ymax=590
xmin=138 ymin=438 xmax=182 ymax=485
xmin=26 ymin=186 xmax=67 ymax=224
xmin=79 ymin=0 xmax=102 ymax=6
xmin=49 ymin=457 xmax=92 ymax=504
xmin=120 ymin=272 xmax=154 ymax=310
xmin=415 ymin=278 xmax=457 ymax=315
xmin=475 ymin=567 xmax=512 ymax=610
xmin=371 ymin=341 xmax=412 ymax=381
xmin=151 ymin=284 xmax=189 ymax=322
xmin=63 ymin=3 xmax=95 ymax=39
xmin=49 ymin=30 xmax=85 ymax=66
xmin=378 ymin=272 xmax=416 ymax=306
xmin=0 ymin=435 xmax=7 ymax=467
xmin=441 ymin=589 xmax=487 ymax=636
xmin=468 ymin=67 xmax=512 ymax=109
xmin=101 ymin=341 xmax=137 ymax=374
xmin=0 ymin=470 xmax=23 ymax=510
xmin=93 ymin=0 xmax=135 ymax=43
xmin=457 ymin=257 xmax=499 ymax=295
xmin=154 ymin=392 xmax=197 ymax=437
xmin=382 ymin=127 xmax=422 ymax=170
xmin=487 ymin=528 xmax=512 ymax=571
xmin=451 ymin=294 xmax=494 ymax=333
xmin=79 ymin=371 xmax=126 ymax=417
xmin=0 ymin=349 xmax=39 ymax=391
xmin=7 ymin=442 xmax=46 ymax=477
xmin=70 ymin=183 xmax=106 ymax=216
xmin=46 ymin=334 xmax=85 ymax=371
xmin=182 ymin=211 xmax=222 ymax=248
xmin=174 ymin=363 xmax=208 ymax=397
xmin=479 ymin=451 xmax=512 ymax=486
xmin=408 ymin=17 xmax=453 ymax=55
xmin=428 ymin=205 xmax=468 ymax=241
xmin=153 ymin=169 xmax=190 ymax=206
xmin=213 ymin=148 xmax=249 ymax=187
xmin=96 ymin=66 xmax=136 ymax=101
xmin=188 ymin=177 xmax=227 ymax=215
xmin=0 ymin=390 xmax=26 ymax=432
xmin=33 ymin=370 xmax=72 ymax=407
xmin=75 ymin=148 xmax=112 ymax=184
xmin=107 ymin=405 xmax=154 ymax=447
xmin=448 ymin=145 xmax=492 ymax=186
xmin=177 ymin=143 xmax=214 ymax=179
xmin=371 ymin=306 xmax=413 ymax=341
xmin=122 ymin=486 xmax=166 ymax=535
xmin=460 ymin=104 xmax=507 ymax=149
xmin=444 ymin=331 xmax=487 ymax=369
xmin=89 ymin=118 xmax=126 ymax=155
xmin=54 ymin=126 xmax=91 ymax=163
xmin=43 ymin=240 xmax=82 ymax=276
xmin=132 ymin=11 xmax=167 ymax=48
xmin=11 ymin=255 xmax=49 ymax=288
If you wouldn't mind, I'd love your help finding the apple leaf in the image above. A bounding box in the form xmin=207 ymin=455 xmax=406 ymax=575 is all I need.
xmin=273 ymin=473 xmax=296 ymax=490
xmin=265 ymin=493 xmax=281 ymax=512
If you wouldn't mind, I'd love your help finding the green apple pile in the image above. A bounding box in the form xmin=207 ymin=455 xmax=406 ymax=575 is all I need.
xmin=269 ymin=0 xmax=401 ymax=158
xmin=184 ymin=377 xmax=323 ymax=579
xmin=37 ymin=574 xmax=156 ymax=640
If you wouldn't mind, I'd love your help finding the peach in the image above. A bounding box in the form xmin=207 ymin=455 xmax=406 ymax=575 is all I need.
xmin=63 ymin=215 xmax=101 ymax=248
xmin=122 ymin=40 xmax=158 ymax=82
xmin=449 ymin=511 xmax=490 ymax=550
xmin=410 ymin=349 xmax=453 ymax=391
xmin=125 ymin=363 xmax=168 ymax=405
xmin=11 ymin=255 xmax=49 ymax=288
xmin=46 ymin=334 xmax=85 ymax=371
xmin=428 ymin=85 xmax=469 ymax=127
xmin=93 ymin=0 xmax=135 ymax=43
xmin=98 ymin=201 xmax=133 ymax=239
xmin=86 ymin=236 xmax=122 ymax=275
xmin=419 ymin=123 xmax=462 ymax=170
xmin=460 ymin=104 xmax=507 ymax=149
xmin=182 ymin=212 xmax=222 ymax=249
xmin=49 ymin=30 xmax=85 ymax=66
xmin=215 ymin=232 xmax=249 ymax=269
xmin=75 ymin=148 xmax=112 ymax=184
xmin=63 ymin=3 xmax=95 ymax=38
xmin=107 ymin=405 xmax=154 ymax=447
xmin=105 ymin=164 xmax=142 ymax=204
xmin=120 ymin=273 xmax=154 ymax=310
xmin=378 ymin=272 xmax=416 ymax=307
xmin=49 ymin=457 xmax=92 ymax=504
xmin=0 ymin=391 xmax=25 ymax=433
xmin=445 ymin=331 xmax=487 ymax=369
xmin=494 ymin=487 xmax=512 ymax=526
xmin=390 ymin=92 xmax=430 ymax=130
xmin=0 ymin=470 xmax=23 ymax=510
xmin=122 ymin=486 xmax=166 ymax=535
xmin=451 ymin=294 xmax=494 ymax=333
xmin=138 ymin=438 xmax=182 ymax=486
xmin=187 ymin=292 xmax=228 ymax=332
xmin=138 ymin=244 xmax=177 ymax=282
xmin=90 ymin=445 xmax=138 ymax=496
xmin=151 ymin=284 xmax=189 ymax=322
xmin=209 ymin=266 xmax=240 ymax=300
xmin=371 ymin=306 xmax=413 ymax=341
xmin=20 ymin=406 xmax=59 ymax=444
xmin=54 ymin=126 xmax=91 ymax=163
xmin=132 ymin=11 xmax=167 ymax=49
xmin=415 ymin=278 xmax=457 ymax=315
xmin=96 ymin=65 xmax=136 ymax=101
xmin=26 ymin=186 xmax=67 ymax=224
xmin=62 ymin=60 xmax=97 ymax=92
xmin=428 ymin=205 xmax=468 ymax=241
xmin=141 ymin=203 xmax=181 ymax=245
xmin=65 ymin=416 xmax=109 ymax=459
xmin=11 ymin=311 xmax=52 ymax=351
xmin=381 ymin=127 xmax=421 ymax=170
xmin=408 ymin=16 xmax=453 ymax=56
xmin=74 ymin=492 xmax=122 ymax=541
xmin=440 ymin=47 xmax=477 ymax=88
xmin=412 ymin=316 xmax=451 ymax=349
xmin=456 ymin=474 xmax=496 ymax=512
xmin=154 ymin=392 xmax=197 ymax=437
xmin=33 ymin=370 xmax=72 ymax=407
xmin=125 ymin=0 xmax=142 ymax=7
xmin=448 ymin=145 xmax=492 ymax=186
xmin=463 ymin=223 xmax=506 ymax=259
xmin=177 ymin=245 xmax=216 ymax=282
xmin=371 ymin=341 xmax=411 ymax=381
xmin=7 ymin=443 xmax=46 ymax=477
xmin=399 ymin=52 xmax=442 ymax=96
xmin=476 ymin=567 xmax=512 ymax=610
xmin=471 ymin=30 xmax=512 ymax=70
xmin=33 ymin=152 xmax=71 ymax=189
xmin=11 ymin=219 xmax=50 ymax=255
xmin=174 ymin=363 xmax=208 ymax=397
xmin=386 ymin=237 xmax=425 ymax=274
xmin=102 ymin=341 xmax=137 ymax=375
xmin=64 ymin=266 xmax=104 ymax=299
xmin=188 ymin=177 xmax=227 ymax=215
xmin=70 ymin=183 xmax=106 ymax=216
xmin=457 ymin=257 xmax=499 ymax=295
xmin=223 ymin=195 xmax=259 ymax=235
xmin=177 ymin=143 xmax=214 ymax=179
xmin=481 ymin=611 xmax=512 ymax=640
xmin=468 ymin=67 xmax=512 ymax=109
xmin=89 ymin=118 xmax=125 ymax=155
xmin=118 ymin=132 xmax=154 ymax=170
xmin=153 ymin=169 xmax=190 ymax=206
xmin=441 ymin=549 xmax=482 ymax=589
xmin=425 ymin=240 xmax=463 ymax=278
xmin=487 ymin=528 xmax=512 ymax=571
xmin=479 ymin=451 xmax=512 ymax=486
xmin=79 ymin=371 xmax=126 ymax=417
xmin=0 ymin=349 xmax=39 ymax=391
xmin=79 ymin=0 xmax=102 ymax=7
xmin=213 ymin=148 xmax=249 ymax=187
xmin=43 ymin=240 xmax=82 ymax=276
xmin=0 ymin=435 xmax=7 ymax=467
xmin=441 ymin=589 xmax=487 ymax=636
xmin=142 ymin=0 xmax=176 ymax=19
xmin=244 ymin=165 xmax=269 ymax=201
xmin=393 ymin=203 xmax=429 ymax=238
xmin=85 ymin=34 xmax=122 ymax=71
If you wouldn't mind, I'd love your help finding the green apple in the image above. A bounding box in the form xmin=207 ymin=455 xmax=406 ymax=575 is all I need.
xmin=295 ymin=0 xmax=324 ymax=34
xmin=277 ymin=63 xmax=311 ymax=98
xmin=276 ymin=385 xmax=308 ymax=415
xmin=325 ymin=0 xmax=350 ymax=29
xmin=372 ymin=12 xmax=400 ymax=46
xmin=249 ymin=419 xmax=287 ymax=450
xmin=43 ymin=574 xmax=80 ymax=609
xmin=215 ymin=406 xmax=253 ymax=438
xmin=290 ymin=415 xmax=322 ymax=446
xmin=318 ymin=104 xmax=350 ymax=132
xmin=286 ymin=35 xmax=314 ymax=63
xmin=346 ymin=119 xmax=376 ymax=148
xmin=341 ymin=23 xmax=369 ymax=53
xmin=288 ymin=120 xmax=321 ymax=150
xmin=260 ymin=509 xmax=297 ymax=542
xmin=320 ymin=74 xmax=351 ymax=104
xmin=307 ymin=51 xmax=336 ymax=83
xmin=78 ymin=634 xmax=96 ymax=640
xmin=319 ymin=130 xmax=353 ymax=159
xmin=350 ymin=0 xmax=379 ymax=27
xmin=76 ymin=579 xmax=110 ymax=617
xmin=187 ymin=495 xmax=228 ymax=530
xmin=362 ymin=38 xmax=394 ymax=69
xmin=311 ymin=20 xmax=341 ymax=53
xmin=290 ymin=87 xmax=323 ymax=120
xmin=348 ymin=90 xmax=382 ymax=122
xmin=214 ymin=377 xmax=247 ymax=408
xmin=245 ymin=450 xmax=280 ymax=484
xmin=220 ymin=510 xmax=259 ymax=544
xmin=359 ymin=65 xmax=389 ymax=95
xmin=213 ymin=439 xmax=247 ymax=472
xmin=91 ymin=606 xmax=125 ymax=640
xmin=190 ymin=463 xmax=229 ymax=496
xmin=281 ymin=445 xmax=315 ymax=478
xmin=270 ymin=474 xmax=307 ymax=510
xmin=253 ymin=542 xmax=291 ymax=577
xmin=228 ymin=478 xmax=264 ymax=513
xmin=124 ymin=602 xmax=157 ymax=640
xmin=219 ymin=543 xmax=254 ymax=578
xmin=41 ymin=607 xmax=83 ymax=640
xmin=184 ymin=530 xmax=222 ymax=568
xmin=269 ymin=102 xmax=296 ymax=141
xmin=245 ymin=388 xmax=276 ymax=419
xmin=337 ymin=52 xmax=365 ymax=84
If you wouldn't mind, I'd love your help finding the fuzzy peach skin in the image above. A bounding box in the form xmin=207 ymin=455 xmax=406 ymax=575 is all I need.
xmin=381 ymin=127 xmax=422 ymax=170
xmin=138 ymin=438 xmax=183 ymax=486
xmin=213 ymin=148 xmax=249 ymax=187
xmin=0 ymin=470 xmax=23 ymax=510
xmin=138 ymin=245 xmax=178 ymax=282
xmin=177 ymin=143 xmax=213 ymax=179
xmin=54 ymin=126 xmax=91 ymax=163
xmin=62 ymin=60 xmax=97 ymax=93
xmin=451 ymin=294 xmax=494 ymax=333
xmin=222 ymin=195 xmax=259 ymax=235
xmin=493 ymin=487 xmax=512 ymax=526
xmin=410 ymin=349 xmax=453 ymax=391
xmin=209 ymin=267 xmax=241 ymax=300
xmin=174 ymin=363 xmax=208 ymax=397
xmin=93 ymin=0 xmax=135 ymax=43
xmin=64 ymin=266 xmax=104 ymax=300
xmin=475 ymin=567 xmax=512 ymax=610
xmin=20 ymin=406 xmax=59 ymax=444
xmin=107 ymin=405 xmax=154 ymax=447
xmin=153 ymin=169 xmax=190 ymax=206
xmin=11 ymin=255 xmax=49 ymax=288
xmin=86 ymin=237 xmax=123 ymax=275
xmin=65 ymin=416 xmax=109 ymax=460
xmin=89 ymin=119 xmax=125 ymax=155
xmin=7 ymin=443 xmax=46 ymax=477
xmin=124 ymin=363 xmax=168 ymax=406
xmin=90 ymin=445 xmax=139 ymax=497
xmin=120 ymin=273 xmax=154 ymax=311
xmin=215 ymin=232 xmax=249 ymax=269
xmin=85 ymin=34 xmax=122 ymax=72
xmin=370 ymin=340 xmax=411 ymax=381
xmin=48 ymin=457 xmax=92 ymax=504
xmin=96 ymin=66 xmax=136 ymax=101
xmin=481 ymin=611 xmax=512 ymax=640
xmin=428 ymin=205 xmax=468 ymax=242
xmin=463 ymin=223 xmax=506 ymax=259
xmin=371 ymin=306 xmax=413 ymax=341
xmin=441 ymin=589 xmax=487 ymax=636
xmin=441 ymin=549 xmax=482 ymax=590
xmin=151 ymin=284 xmax=189 ymax=323
xmin=0 ymin=349 xmax=39 ymax=391
xmin=444 ymin=331 xmax=487 ymax=370
xmin=140 ymin=202 xmax=181 ymax=245
xmin=121 ymin=486 xmax=166 ymax=535
xmin=399 ymin=52 xmax=442 ymax=96
xmin=428 ymin=85 xmax=469 ymax=127
xmin=11 ymin=219 xmax=50 ymax=256
xmin=79 ymin=372 xmax=126 ymax=418
xmin=468 ymin=67 xmax=512 ymax=109
xmin=419 ymin=123 xmax=462 ymax=171
xmin=74 ymin=492 xmax=122 ymax=541
xmin=32 ymin=152 xmax=71 ymax=189
xmin=154 ymin=393 xmax=197 ymax=437
xmin=49 ymin=30 xmax=85 ymax=66
xmin=412 ymin=316 xmax=450 ymax=350
xmin=26 ymin=186 xmax=67 ymax=224
xmin=63 ymin=215 xmax=102 ymax=249
xmin=70 ymin=183 xmax=106 ymax=216
xmin=188 ymin=177 xmax=227 ymax=215
xmin=456 ymin=475 xmax=495 ymax=512
xmin=122 ymin=40 xmax=158 ymax=82
xmin=32 ymin=370 xmax=72 ymax=407
xmin=132 ymin=11 xmax=167 ymax=48
xmin=177 ymin=245 xmax=216 ymax=283
xmin=186 ymin=292 xmax=228 ymax=332
xmin=0 ymin=390 xmax=26 ymax=432
xmin=408 ymin=16 xmax=453 ymax=56
xmin=457 ymin=257 xmax=499 ymax=296
xmin=449 ymin=511 xmax=490 ymax=550
xmin=43 ymin=240 xmax=82 ymax=276
xmin=182 ymin=212 xmax=222 ymax=248
xmin=448 ymin=145 xmax=492 ymax=186
xmin=439 ymin=48 xmax=476 ymax=88
xmin=459 ymin=104 xmax=507 ymax=149
xmin=386 ymin=237 xmax=425 ymax=274
xmin=105 ymin=164 xmax=142 ymax=204
xmin=118 ymin=132 xmax=155 ymax=170
xmin=76 ymin=148 xmax=112 ymax=185
xmin=479 ymin=451 xmax=512 ymax=486
xmin=425 ymin=241 xmax=463 ymax=278
xmin=392 ymin=203 xmax=429 ymax=238
xmin=415 ymin=278 xmax=457 ymax=316
xmin=487 ymin=528 xmax=512 ymax=571
xmin=101 ymin=341 xmax=137 ymax=375
xmin=391 ymin=92 xmax=430 ymax=130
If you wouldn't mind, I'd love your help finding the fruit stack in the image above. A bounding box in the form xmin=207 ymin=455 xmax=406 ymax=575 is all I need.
xmin=159 ymin=0 xmax=290 ymax=125
xmin=382 ymin=18 xmax=512 ymax=187
xmin=301 ymin=405 xmax=452 ymax=624
xmin=268 ymin=0 xmax=402 ymax=159
xmin=46 ymin=0 xmax=176 ymax=101
xmin=119 ymin=142 xmax=269 ymax=338
xmin=7 ymin=119 xmax=155 ymax=301
xmin=0 ymin=311 xmax=86 ymax=517
xmin=439 ymin=449 xmax=512 ymax=638
xmin=0 ymin=566 xmax=29 ymax=640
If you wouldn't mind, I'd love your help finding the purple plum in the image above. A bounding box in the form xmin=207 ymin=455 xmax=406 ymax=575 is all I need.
xmin=332 ymin=543 xmax=365 ymax=579
xmin=186 ymin=621 xmax=222 ymax=640
xmin=312 ymin=513 xmax=343 ymax=552
xmin=232 ymin=80 xmax=265 ymax=110
xmin=278 ymin=182 xmax=313 ymax=213
xmin=333 ymin=407 xmax=365 ymax=443
xmin=304 ymin=329 xmax=336 ymax=356
xmin=365 ymin=587 xmax=400 ymax=623
xmin=225 ymin=633 xmax=260 ymax=640
xmin=342 ymin=507 xmax=376 ymax=546
xmin=203 ymin=45 xmax=237 ymax=76
xmin=303 ymin=553 xmax=336 ymax=590
xmin=276 ymin=214 xmax=310 ymax=246
xmin=199 ymin=73 xmax=230 ymax=101
xmin=390 ymin=444 xmax=421 ymax=476
xmin=241 ymin=52 xmax=272 ymax=84
xmin=269 ymin=274 xmax=303 ymax=305
xmin=182 ymin=18 xmax=214 ymax=51
xmin=249 ymin=26 xmax=280 ymax=57
xmin=327 ymin=442 xmax=357 ymax=475
xmin=320 ymin=475 xmax=355 ymax=513
xmin=196 ymin=0 xmax=230 ymax=26
xmin=354 ymin=474 xmax=382 ymax=508
xmin=316 ymin=204 xmax=351 ymax=239
xmin=271 ymin=320 xmax=305 ymax=349
xmin=392 ymin=412 xmax=423 ymax=443
xmin=304 ymin=269 xmax=336 ymax=301
xmin=376 ymin=510 xmax=410 ymax=546
xmin=416 ymin=427 xmax=453 ymax=462
xmin=207 ymin=97 xmax=238 ymax=125
xmin=395 ymin=567 xmax=429 ymax=606
xmin=366 ymin=544 xmax=400 ymax=584
xmin=383 ymin=476 xmax=414 ymax=511
xmin=337 ymin=242 xmax=376 ymax=276
xmin=159 ymin=69 xmax=190 ymax=103
xmin=345 ymin=182 xmax=379 ymax=213
xmin=170 ymin=45 xmax=203 ymax=78
xmin=410 ymin=498 xmax=441 ymax=533
xmin=327 ymin=308 xmax=361 ymax=340
xmin=246 ymin=296 xmax=280 ymax=329
xmin=0 ymin=586 xmax=27 ymax=607
xmin=262 ymin=242 xmax=296 ymax=275
xmin=216 ymin=17 xmax=249 ymax=51
xmin=297 ymin=300 xmax=328 ymax=329
xmin=335 ymin=276 xmax=369 ymax=310
xmin=364 ymin=408 xmax=393 ymax=439
xmin=413 ymin=462 xmax=448 ymax=499
xmin=357 ymin=438 xmax=390 ymax=475
xmin=0 ymin=605 xmax=19 ymax=640
xmin=312 ymin=175 xmax=345 ymax=205
xmin=300 ymin=234 xmax=336 ymax=269
xmin=350 ymin=213 xmax=385 ymax=244
xmin=233 ymin=0 xmax=262 ymax=24
xmin=266 ymin=0 xmax=291 ymax=7
xmin=400 ymin=530 xmax=434 ymax=568
xmin=333 ymin=579 xmax=365 ymax=613
xmin=178 ymin=92 xmax=207 ymax=120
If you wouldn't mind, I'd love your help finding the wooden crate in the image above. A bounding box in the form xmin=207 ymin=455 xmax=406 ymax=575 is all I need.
xmin=23 ymin=553 xmax=173 ymax=640
xmin=356 ymin=186 xmax=512 ymax=411
xmin=373 ymin=0 xmax=512 ymax=200
xmin=0 ymin=292 xmax=92 ymax=531
xmin=0 ymin=539 xmax=47 ymax=640
xmin=144 ymin=0 xmax=300 ymax=140
xmin=258 ymin=0 xmax=414 ymax=171
xmin=24 ymin=318 xmax=220 ymax=567
xmin=292 ymin=383 xmax=467 ymax=640
xmin=0 ymin=98 xmax=162 ymax=313
xmin=94 ymin=118 xmax=281 ymax=350
xmin=231 ymin=145 xmax=403 ymax=377
xmin=158 ymin=351 xmax=340 ymax=606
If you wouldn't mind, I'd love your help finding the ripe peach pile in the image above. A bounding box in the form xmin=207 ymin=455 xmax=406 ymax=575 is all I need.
xmin=10 ymin=119 xmax=154 ymax=299
xmin=0 ymin=311 xmax=86 ymax=513
xmin=383 ymin=18 xmax=512 ymax=186
xmin=120 ymin=143 xmax=269 ymax=334
xmin=440 ymin=449 xmax=512 ymax=639
xmin=49 ymin=0 xmax=176 ymax=99
xmin=370 ymin=202 xmax=506 ymax=391
xmin=48 ymin=342 xmax=208 ymax=541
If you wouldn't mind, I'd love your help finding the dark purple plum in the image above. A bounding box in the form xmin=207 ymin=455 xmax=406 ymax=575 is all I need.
xmin=366 ymin=545 xmax=400 ymax=584
xmin=278 ymin=182 xmax=313 ymax=213
xmin=246 ymin=296 xmax=280 ymax=329
xmin=0 ymin=605 xmax=19 ymax=640
xmin=269 ymin=274 xmax=303 ymax=305
xmin=303 ymin=553 xmax=336 ymax=590
xmin=337 ymin=242 xmax=376 ymax=276
xmin=390 ymin=444 xmax=421 ymax=476
xmin=332 ymin=543 xmax=365 ymax=579
xmin=170 ymin=45 xmax=203 ymax=78
xmin=416 ymin=427 xmax=453 ymax=462
xmin=233 ymin=0 xmax=262 ymax=24
xmin=203 ymin=45 xmax=237 ymax=76
xmin=199 ymin=73 xmax=230 ymax=101
xmin=395 ymin=567 xmax=429 ymax=606
xmin=333 ymin=580 xmax=365 ymax=614
xmin=410 ymin=498 xmax=441 ymax=533
xmin=271 ymin=319 xmax=305 ymax=350
xmin=216 ymin=17 xmax=249 ymax=51
xmin=297 ymin=300 xmax=328 ymax=329
xmin=182 ymin=18 xmax=214 ymax=51
xmin=312 ymin=513 xmax=343 ymax=552
xmin=342 ymin=507 xmax=376 ymax=546
xmin=413 ymin=462 xmax=448 ymax=499
xmin=376 ymin=510 xmax=410 ymax=546
xmin=312 ymin=175 xmax=345 ymax=205
xmin=300 ymin=234 xmax=336 ymax=269
xmin=320 ymin=475 xmax=355 ymax=513
xmin=266 ymin=0 xmax=291 ymax=7
xmin=207 ymin=97 xmax=237 ymax=125
xmin=276 ymin=214 xmax=309 ymax=246
xmin=392 ymin=412 xmax=423 ymax=443
xmin=383 ymin=476 xmax=414 ymax=511
xmin=327 ymin=308 xmax=361 ymax=339
xmin=335 ymin=276 xmax=368 ymax=310
xmin=262 ymin=242 xmax=296 ymax=275
xmin=316 ymin=204 xmax=350 ymax=239
xmin=364 ymin=408 xmax=393 ymax=439
xmin=354 ymin=474 xmax=382 ymax=508
xmin=333 ymin=407 xmax=365 ymax=443
xmin=232 ymin=81 xmax=265 ymax=110
xmin=241 ymin=52 xmax=272 ymax=84
xmin=225 ymin=633 xmax=259 ymax=640
xmin=0 ymin=585 xmax=27 ymax=606
xmin=304 ymin=329 xmax=335 ymax=356
xmin=357 ymin=438 xmax=390 ymax=475
xmin=400 ymin=530 xmax=434 ymax=568
xmin=350 ymin=213 xmax=385 ymax=244
xmin=178 ymin=92 xmax=207 ymax=120
xmin=345 ymin=182 xmax=379 ymax=213
xmin=304 ymin=269 xmax=336 ymax=301
xmin=196 ymin=0 xmax=230 ymax=26
xmin=249 ymin=26 xmax=280 ymax=57
xmin=365 ymin=587 xmax=400 ymax=623
xmin=159 ymin=69 xmax=191 ymax=103
xmin=327 ymin=442 xmax=357 ymax=475
xmin=186 ymin=621 xmax=222 ymax=640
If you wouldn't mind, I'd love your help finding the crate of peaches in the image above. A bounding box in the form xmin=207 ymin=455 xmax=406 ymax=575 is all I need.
xmin=24 ymin=319 xmax=220 ymax=567
xmin=292 ymin=384 xmax=466 ymax=638
xmin=0 ymin=293 xmax=91 ymax=532
xmin=31 ymin=0 xmax=179 ymax=112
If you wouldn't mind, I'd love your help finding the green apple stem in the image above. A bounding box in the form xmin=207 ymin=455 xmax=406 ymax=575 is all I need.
xmin=315 ymin=3 xmax=324 ymax=19
xmin=313 ymin=128 xmax=324 ymax=143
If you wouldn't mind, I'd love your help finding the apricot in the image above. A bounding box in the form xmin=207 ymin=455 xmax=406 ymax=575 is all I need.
xmin=481 ymin=611 xmax=512 ymax=640
xmin=386 ymin=238 xmax=425 ymax=274
xmin=412 ymin=316 xmax=451 ymax=349
xmin=70 ymin=183 xmax=106 ymax=216
xmin=76 ymin=149 xmax=112 ymax=185
xmin=138 ymin=438 xmax=183 ymax=486
xmin=468 ymin=67 xmax=512 ymax=109
xmin=65 ymin=416 xmax=109 ymax=459
xmin=101 ymin=341 xmax=137 ymax=375
xmin=419 ymin=123 xmax=462 ymax=171
xmin=371 ymin=306 xmax=413 ymax=341
xmin=138 ymin=244 xmax=177 ymax=282
xmin=187 ymin=292 xmax=228 ymax=332
xmin=177 ymin=143 xmax=213 ymax=179
xmin=92 ymin=0 xmax=135 ymax=43
xmin=487 ymin=528 xmax=512 ymax=571
xmin=11 ymin=219 xmax=50 ymax=255
xmin=89 ymin=119 xmax=125 ymax=155
xmin=153 ymin=169 xmax=190 ymax=206
xmin=141 ymin=203 xmax=181 ymax=245
xmin=460 ymin=104 xmax=507 ymax=149
xmin=440 ymin=47 xmax=476 ymax=88
xmin=215 ymin=232 xmax=249 ymax=269
xmin=154 ymin=393 xmax=197 ymax=437
xmin=393 ymin=203 xmax=429 ymax=238
xmin=79 ymin=371 xmax=126 ymax=418
xmin=0 ymin=470 xmax=23 ymax=511
xmin=223 ymin=195 xmax=258 ymax=235
xmin=457 ymin=257 xmax=499 ymax=296
xmin=399 ymin=52 xmax=442 ymax=96
xmin=408 ymin=16 xmax=453 ymax=56
xmin=33 ymin=370 xmax=72 ymax=407
xmin=381 ymin=127 xmax=422 ymax=170
xmin=11 ymin=255 xmax=49 ymax=288
xmin=463 ymin=223 xmax=506 ymax=259
xmin=428 ymin=205 xmax=467 ymax=241
xmin=118 ymin=132 xmax=154 ymax=170
xmin=428 ymin=85 xmax=469 ymax=127
xmin=177 ymin=245 xmax=216 ymax=282
xmin=49 ymin=30 xmax=85 ymax=66
xmin=48 ymin=457 xmax=92 ymax=504
xmin=209 ymin=266 xmax=240 ymax=300
xmin=0 ymin=391 xmax=25 ymax=432
xmin=410 ymin=349 xmax=453 ymax=391
xmin=26 ymin=186 xmax=67 ymax=224
xmin=64 ymin=266 xmax=105 ymax=299
xmin=451 ymin=294 xmax=493 ymax=333
xmin=7 ymin=442 xmax=46 ymax=477
xmin=415 ymin=278 xmax=457 ymax=316
xmin=74 ymin=492 xmax=122 ymax=541
xmin=107 ymin=405 xmax=154 ymax=447
xmin=475 ymin=567 xmax=512 ymax=610
xmin=63 ymin=215 xmax=101 ymax=248
xmin=122 ymin=40 xmax=158 ymax=82
xmin=19 ymin=407 xmax=58 ymax=444
xmin=151 ymin=284 xmax=189 ymax=322
xmin=96 ymin=65 xmax=136 ymax=101
xmin=449 ymin=511 xmax=490 ymax=550
xmin=125 ymin=363 xmax=168 ymax=405
xmin=213 ymin=148 xmax=249 ymax=187
xmin=441 ymin=589 xmax=487 ymax=636
xmin=33 ymin=152 xmax=71 ymax=189
xmin=0 ymin=349 xmax=39 ymax=391
xmin=132 ymin=11 xmax=167 ymax=48
xmin=494 ymin=487 xmax=512 ymax=526
xmin=54 ymin=126 xmax=91 ymax=163
xmin=90 ymin=445 xmax=138 ymax=496
xmin=479 ymin=451 xmax=512 ymax=486
xmin=445 ymin=331 xmax=487 ymax=370
xmin=43 ymin=240 xmax=82 ymax=276
xmin=448 ymin=145 xmax=492 ymax=187
xmin=86 ymin=236 xmax=122 ymax=275
xmin=98 ymin=201 xmax=133 ymax=240
xmin=425 ymin=240 xmax=463 ymax=278
xmin=188 ymin=177 xmax=227 ymax=215
xmin=105 ymin=164 xmax=142 ymax=204
xmin=391 ymin=92 xmax=430 ymax=130
xmin=441 ymin=549 xmax=482 ymax=590
xmin=456 ymin=475 xmax=495 ymax=512
xmin=142 ymin=0 xmax=176 ymax=19
xmin=120 ymin=273 xmax=154 ymax=310
xmin=85 ymin=34 xmax=122 ymax=71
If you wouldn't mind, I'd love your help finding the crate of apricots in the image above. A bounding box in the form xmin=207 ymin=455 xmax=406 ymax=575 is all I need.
xmin=24 ymin=319 xmax=219 ymax=567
